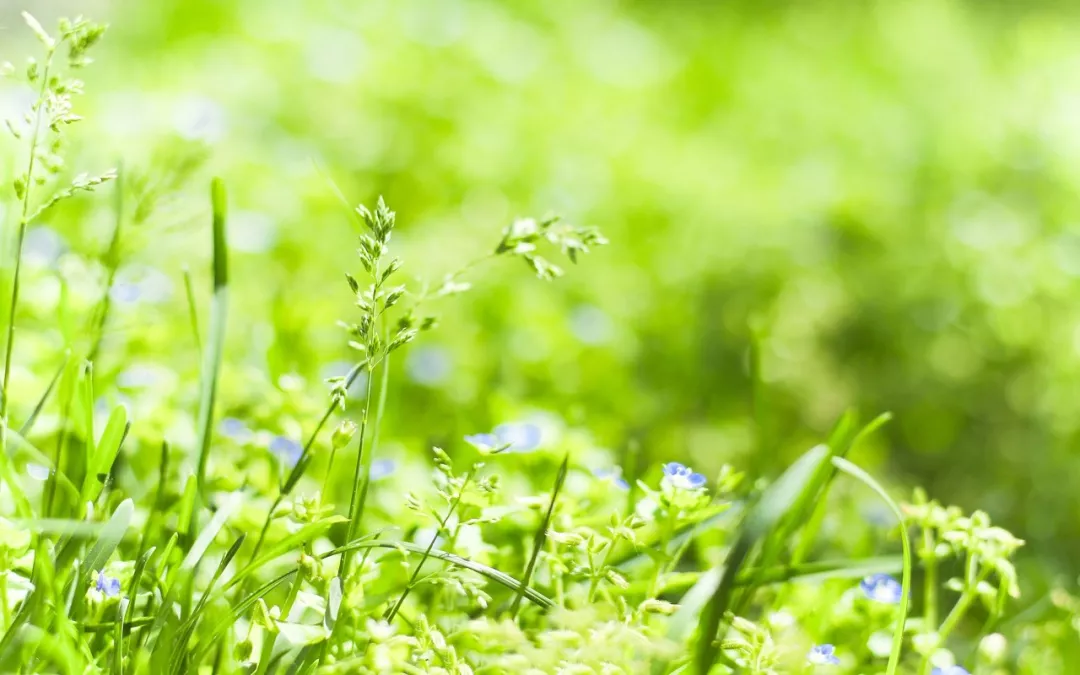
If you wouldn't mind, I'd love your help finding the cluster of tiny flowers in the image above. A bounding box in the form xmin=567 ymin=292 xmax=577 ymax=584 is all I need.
xmin=661 ymin=461 xmax=706 ymax=490
xmin=931 ymin=667 xmax=971 ymax=675
xmin=465 ymin=421 xmax=542 ymax=453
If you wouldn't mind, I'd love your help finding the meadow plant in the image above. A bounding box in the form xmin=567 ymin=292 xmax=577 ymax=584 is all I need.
xmin=0 ymin=10 xmax=1071 ymax=675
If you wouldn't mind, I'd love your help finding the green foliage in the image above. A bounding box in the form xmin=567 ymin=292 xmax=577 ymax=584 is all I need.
xmin=0 ymin=3 xmax=1077 ymax=675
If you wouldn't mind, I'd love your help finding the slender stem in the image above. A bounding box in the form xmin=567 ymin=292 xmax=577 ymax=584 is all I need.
xmin=246 ymin=364 xmax=363 ymax=566
xmin=385 ymin=469 xmax=475 ymax=622
xmin=339 ymin=365 xmax=375 ymax=579
xmin=87 ymin=166 xmax=124 ymax=364
xmin=587 ymin=541 xmax=615 ymax=603
xmin=0 ymin=574 xmax=9 ymax=628
xmin=922 ymin=527 xmax=938 ymax=627
xmin=340 ymin=259 xmax=383 ymax=578
xmin=937 ymin=566 xmax=991 ymax=642
xmin=0 ymin=55 xmax=53 ymax=477
xmin=648 ymin=509 xmax=677 ymax=596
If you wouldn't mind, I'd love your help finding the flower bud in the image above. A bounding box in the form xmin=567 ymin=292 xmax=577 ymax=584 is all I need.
xmin=332 ymin=420 xmax=357 ymax=450
xmin=978 ymin=633 xmax=1007 ymax=665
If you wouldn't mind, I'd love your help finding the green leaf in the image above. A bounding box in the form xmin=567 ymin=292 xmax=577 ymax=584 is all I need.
xmin=84 ymin=405 xmax=128 ymax=503
xmin=832 ymin=457 xmax=912 ymax=675
xmin=689 ymin=444 xmax=831 ymax=675
xmin=84 ymin=498 xmax=134 ymax=577
xmin=194 ymin=178 xmax=229 ymax=500
xmin=511 ymin=453 xmax=568 ymax=617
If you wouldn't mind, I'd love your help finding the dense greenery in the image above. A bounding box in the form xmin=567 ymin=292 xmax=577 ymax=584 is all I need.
xmin=1 ymin=1 xmax=1079 ymax=673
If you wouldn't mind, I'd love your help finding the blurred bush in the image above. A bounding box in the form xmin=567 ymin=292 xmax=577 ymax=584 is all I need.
xmin=4 ymin=0 xmax=1080 ymax=574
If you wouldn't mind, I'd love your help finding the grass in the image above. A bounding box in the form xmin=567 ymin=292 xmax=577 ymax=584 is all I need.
xmin=0 ymin=7 xmax=1063 ymax=675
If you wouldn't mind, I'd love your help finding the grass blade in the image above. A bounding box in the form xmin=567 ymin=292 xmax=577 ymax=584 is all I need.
xmin=690 ymin=444 xmax=831 ymax=674
xmin=194 ymin=177 xmax=229 ymax=498
xmin=84 ymin=498 xmax=134 ymax=578
xmin=70 ymin=499 xmax=134 ymax=622
xmin=510 ymin=453 xmax=567 ymax=617
xmin=182 ymin=267 xmax=202 ymax=354
xmin=832 ymin=457 xmax=912 ymax=675
xmin=223 ymin=517 xmax=348 ymax=592
xmin=18 ymin=352 xmax=68 ymax=437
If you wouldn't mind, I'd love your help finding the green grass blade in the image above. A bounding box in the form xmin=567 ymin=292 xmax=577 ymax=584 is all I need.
xmin=118 ymin=546 xmax=156 ymax=672
xmin=18 ymin=352 xmax=68 ymax=437
xmin=691 ymin=444 xmax=831 ymax=674
xmin=170 ymin=536 xmax=246 ymax=674
xmin=792 ymin=412 xmax=893 ymax=565
xmin=177 ymin=491 xmax=242 ymax=578
xmin=83 ymin=405 xmax=129 ymax=503
xmin=182 ymin=267 xmax=202 ymax=354
xmin=511 ymin=453 xmax=567 ymax=617
xmin=194 ymin=177 xmax=229 ymax=498
xmin=223 ymin=517 xmax=348 ymax=592
xmin=84 ymin=498 xmax=134 ymax=577
xmin=69 ymin=499 xmax=134 ymax=622
xmin=831 ymin=457 xmax=912 ymax=675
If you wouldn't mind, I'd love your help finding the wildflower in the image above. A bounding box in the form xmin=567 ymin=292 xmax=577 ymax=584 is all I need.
xmin=405 ymin=345 xmax=452 ymax=386
xmin=220 ymin=417 xmax=252 ymax=441
xmin=270 ymin=435 xmax=304 ymax=466
xmin=661 ymin=462 xmax=706 ymax=490
xmin=494 ymin=422 xmax=542 ymax=452
xmin=370 ymin=458 xmax=397 ymax=481
xmin=95 ymin=571 xmax=121 ymax=597
xmin=594 ymin=467 xmax=629 ymax=490
xmin=331 ymin=420 xmax=357 ymax=450
xmin=931 ymin=668 xmax=970 ymax=675
xmin=859 ymin=573 xmax=903 ymax=604
xmin=807 ymin=644 xmax=840 ymax=666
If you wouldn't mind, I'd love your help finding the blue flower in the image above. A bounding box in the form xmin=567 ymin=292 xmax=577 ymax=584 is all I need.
xmin=405 ymin=345 xmax=452 ymax=386
xmin=95 ymin=572 xmax=121 ymax=598
xmin=594 ymin=467 xmax=630 ymax=490
xmin=807 ymin=644 xmax=840 ymax=666
xmin=269 ymin=436 xmax=303 ymax=466
xmin=931 ymin=668 xmax=970 ymax=675
xmin=859 ymin=574 xmax=903 ymax=604
xmin=494 ymin=422 xmax=542 ymax=453
xmin=661 ymin=462 xmax=707 ymax=490
xmin=370 ymin=458 xmax=397 ymax=481
xmin=464 ymin=433 xmax=500 ymax=452
xmin=220 ymin=417 xmax=251 ymax=440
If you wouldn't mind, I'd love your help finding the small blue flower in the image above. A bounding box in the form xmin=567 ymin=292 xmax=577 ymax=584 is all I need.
xmin=494 ymin=422 xmax=542 ymax=453
xmin=269 ymin=436 xmax=303 ymax=466
xmin=96 ymin=572 xmax=121 ymax=598
xmin=860 ymin=574 xmax=903 ymax=604
xmin=370 ymin=458 xmax=397 ymax=481
xmin=661 ymin=462 xmax=707 ymax=490
xmin=406 ymin=345 xmax=452 ymax=386
xmin=220 ymin=417 xmax=251 ymax=440
xmin=807 ymin=644 xmax=840 ymax=666
xmin=931 ymin=668 xmax=970 ymax=675
xmin=464 ymin=433 xmax=500 ymax=452
xmin=594 ymin=467 xmax=630 ymax=490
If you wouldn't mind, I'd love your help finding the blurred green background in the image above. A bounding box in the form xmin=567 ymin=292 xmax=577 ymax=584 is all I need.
xmin=4 ymin=0 xmax=1080 ymax=579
